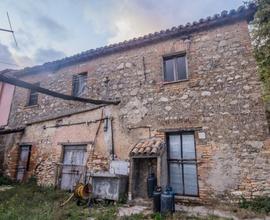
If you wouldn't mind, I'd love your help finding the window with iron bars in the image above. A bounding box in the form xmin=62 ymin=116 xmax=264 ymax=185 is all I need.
xmin=167 ymin=132 xmax=199 ymax=196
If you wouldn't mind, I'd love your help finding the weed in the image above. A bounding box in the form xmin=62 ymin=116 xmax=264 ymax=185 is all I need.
xmin=239 ymin=196 xmax=270 ymax=214
xmin=0 ymin=182 xmax=89 ymax=220
xmin=0 ymin=174 xmax=15 ymax=186
xmin=89 ymin=203 xmax=118 ymax=220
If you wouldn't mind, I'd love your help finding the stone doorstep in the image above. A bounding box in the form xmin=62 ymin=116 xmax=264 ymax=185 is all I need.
xmin=118 ymin=198 xmax=152 ymax=217
xmin=118 ymin=205 xmax=152 ymax=217
xmin=118 ymin=202 xmax=270 ymax=219
xmin=0 ymin=185 xmax=13 ymax=192
xmin=127 ymin=197 xmax=152 ymax=207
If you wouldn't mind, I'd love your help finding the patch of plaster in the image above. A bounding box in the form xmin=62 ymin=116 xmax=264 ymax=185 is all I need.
xmin=207 ymin=144 xmax=241 ymax=194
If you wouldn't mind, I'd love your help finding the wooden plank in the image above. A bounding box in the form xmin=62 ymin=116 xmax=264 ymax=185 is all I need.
xmin=0 ymin=74 xmax=120 ymax=105
xmin=0 ymin=127 xmax=25 ymax=134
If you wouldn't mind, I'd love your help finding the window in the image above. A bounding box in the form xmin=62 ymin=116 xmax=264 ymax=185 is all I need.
xmin=16 ymin=145 xmax=31 ymax=181
xmin=72 ymin=73 xmax=87 ymax=97
xmin=163 ymin=54 xmax=187 ymax=82
xmin=167 ymin=132 xmax=198 ymax=196
xmin=27 ymin=83 xmax=39 ymax=106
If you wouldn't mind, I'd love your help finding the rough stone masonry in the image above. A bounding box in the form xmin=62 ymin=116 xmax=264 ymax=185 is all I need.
xmin=1 ymin=4 xmax=270 ymax=203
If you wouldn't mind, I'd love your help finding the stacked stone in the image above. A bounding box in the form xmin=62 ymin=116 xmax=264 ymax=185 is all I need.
xmin=87 ymin=152 xmax=109 ymax=172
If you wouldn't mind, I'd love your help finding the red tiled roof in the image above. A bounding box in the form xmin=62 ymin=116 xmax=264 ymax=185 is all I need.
xmin=130 ymin=138 xmax=165 ymax=157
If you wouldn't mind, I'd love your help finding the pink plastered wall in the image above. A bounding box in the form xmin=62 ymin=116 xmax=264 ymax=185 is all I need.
xmin=0 ymin=82 xmax=15 ymax=126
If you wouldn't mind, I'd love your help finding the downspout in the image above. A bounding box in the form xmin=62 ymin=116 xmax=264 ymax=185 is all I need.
xmin=111 ymin=117 xmax=115 ymax=160
xmin=104 ymin=116 xmax=115 ymax=160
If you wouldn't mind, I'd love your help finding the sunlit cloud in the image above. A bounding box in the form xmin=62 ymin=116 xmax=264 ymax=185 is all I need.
xmin=0 ymin=0 xmax=245 ymax=70
xmin=34 ymin=48 xmax=66 ymax=64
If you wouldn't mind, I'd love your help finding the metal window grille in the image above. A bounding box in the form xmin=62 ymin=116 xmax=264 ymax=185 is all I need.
xmin=167 ymin=132 xmax=199 ymax=196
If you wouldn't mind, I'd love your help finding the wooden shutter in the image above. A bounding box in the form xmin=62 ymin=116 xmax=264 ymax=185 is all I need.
xmin=17 ymin=145 xmax=31 ymax=181
xmin=27 ymin=83 xmax=39 ymax=106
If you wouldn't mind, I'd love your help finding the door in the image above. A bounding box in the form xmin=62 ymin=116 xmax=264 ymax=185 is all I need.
xmin=17 ymin=145 xmax=31 ymax=181
xmin=60 ymin=145 xmax=87 ymax=190
xmin=167 ymin=132 xmax=198 ymax=196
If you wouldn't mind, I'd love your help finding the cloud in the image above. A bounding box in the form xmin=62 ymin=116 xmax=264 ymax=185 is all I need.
xmin=0 ymin=42 xmax=18 ymax=70
xmin=34 ymin=48 xmax=65 ymax=64
xmin=1 ymin=0 xmax=245 ymax=70
xmin=37 ymin=15 xmax=68 ymax=40
xmin=0 ymin=43 xmax=66 ymax=71
xmin=83 ymin=0 xmax=244 ymax=44
xmin=82 ymin=0 xmax=164 ymax=44
xmin=13 ymin=54 xmax=35 ymax=68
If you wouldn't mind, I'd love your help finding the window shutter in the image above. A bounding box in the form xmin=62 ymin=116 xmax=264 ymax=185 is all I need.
xmin=27 ymin=83 xmax=39 ymax=106
xmin=72 ymin=75 xmax=79 ymax=96
xmin=17 ymin=145 xmax=31 ymax=181
xmin=72 ymin=73 xmax=87 ymax=97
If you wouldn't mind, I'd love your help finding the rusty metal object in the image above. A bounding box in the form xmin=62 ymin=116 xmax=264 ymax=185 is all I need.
xmin=74 ymin=183 xmax=92 ymax=200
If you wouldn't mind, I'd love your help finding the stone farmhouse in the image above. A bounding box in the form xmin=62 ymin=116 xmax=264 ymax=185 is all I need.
xmin=0 ymin=4 xmax=269 ymax=203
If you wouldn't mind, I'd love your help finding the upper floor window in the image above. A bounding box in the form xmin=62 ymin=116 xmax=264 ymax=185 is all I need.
xmin=163 ymin=54 xmax=187 ymax=82
xmin=72 ymin=73 xmax=87 ymax=97
xmin=27 ymin=83 xmax=39 ymax=106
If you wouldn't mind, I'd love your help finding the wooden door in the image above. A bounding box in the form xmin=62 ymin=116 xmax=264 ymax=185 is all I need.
xmin=60 ymin=145 xmax=87 ymax=190
xmin=16 ymin=145 xmax=31 ymax=181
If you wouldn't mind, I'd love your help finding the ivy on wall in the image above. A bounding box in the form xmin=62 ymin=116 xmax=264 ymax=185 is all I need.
xmin=251 ymin=0 xmax=270 ymax=101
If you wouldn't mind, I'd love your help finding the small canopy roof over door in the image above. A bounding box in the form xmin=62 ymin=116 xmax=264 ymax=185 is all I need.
xmin=129 ymin=137 xmax=165 ymax=158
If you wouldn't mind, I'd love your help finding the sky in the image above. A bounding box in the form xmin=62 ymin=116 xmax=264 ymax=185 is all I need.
xmin=0 ymin=0 xmax=245 ymax=71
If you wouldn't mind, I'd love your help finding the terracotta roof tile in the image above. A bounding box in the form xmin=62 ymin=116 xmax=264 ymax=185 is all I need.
xmin=130 ymin=138 xmax=165 ymax=157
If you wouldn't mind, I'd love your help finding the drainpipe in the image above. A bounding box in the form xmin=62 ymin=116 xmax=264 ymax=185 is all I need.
xmin=103 ymin=114 xmax=115 ymax=160
xmin=111 ymin=118 xmax=115 ymax=160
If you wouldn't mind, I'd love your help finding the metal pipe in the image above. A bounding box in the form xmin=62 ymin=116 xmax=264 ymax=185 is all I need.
xmin=43 ymin=117 xmax=107 ymax=129
xmin=111 ymin=118 xmax=115 ymax=160
xmin=0 ymin=74 xmax=120 ymax=105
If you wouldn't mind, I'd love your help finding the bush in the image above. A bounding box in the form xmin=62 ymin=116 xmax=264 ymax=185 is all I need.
xmin=0 ymin=183 xmax=89 ymax=220
xmin=239 ymin=196 xmax=270 ymax=214
xmin=0 ymin=175 xmax=14 ymax=185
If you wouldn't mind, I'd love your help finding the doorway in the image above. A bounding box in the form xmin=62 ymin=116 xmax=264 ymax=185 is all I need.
xmin=16 ymin=145 xmax=31 ymax=181
xmin=60 ymin=145 xmax=87 ymax=190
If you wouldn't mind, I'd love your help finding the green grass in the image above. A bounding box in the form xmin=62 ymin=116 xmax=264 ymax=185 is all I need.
xmin=88 ymin=203 xmax=118 ymax=220
xmin=0 ymin=175 xmax=14 ymax=186
xmin=0 ymin=182 xmax=89 ymax=220
xmin=239 ymin=196 xmax=270 ymax=214
xmin=0 ymin=179 xmax=248 ymax=220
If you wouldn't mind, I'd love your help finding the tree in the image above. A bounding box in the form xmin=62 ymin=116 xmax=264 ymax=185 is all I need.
xmin=252 ymin=0 xmax=270 ymax=100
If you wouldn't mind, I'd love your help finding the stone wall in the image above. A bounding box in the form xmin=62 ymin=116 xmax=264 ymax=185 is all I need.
xmin=3 ymin=19 xmax=270 ymax=202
